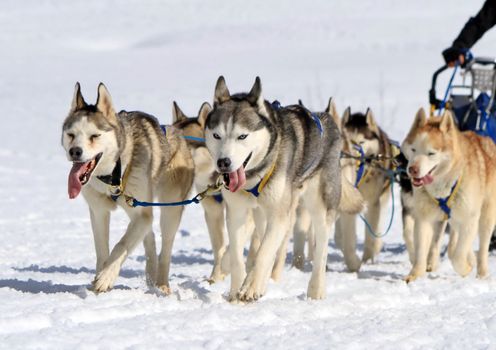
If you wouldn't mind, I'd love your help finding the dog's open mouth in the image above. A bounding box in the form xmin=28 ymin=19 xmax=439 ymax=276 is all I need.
xmin=68 ymin=153 xmax=103 ymax=199
xmin=412 ymin=166 xmax=436 ymax=187
xmin=223 ymin=152 xmax=252 ymax=193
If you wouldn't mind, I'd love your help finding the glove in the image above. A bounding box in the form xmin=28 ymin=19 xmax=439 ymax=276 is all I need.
xmin=442 ymin=46 xmax=464 ymax=65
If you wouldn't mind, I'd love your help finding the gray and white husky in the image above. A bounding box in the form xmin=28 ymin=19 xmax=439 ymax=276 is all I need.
xmin=204 ymin=77 xmax=363 ymax=301
xmin=172 ymin=101 xmax=258 ymax=283
xmin=171 ymin=101 xmax=229 ymax=283
xmin=61 ymin=83 xmax=194 ymax=293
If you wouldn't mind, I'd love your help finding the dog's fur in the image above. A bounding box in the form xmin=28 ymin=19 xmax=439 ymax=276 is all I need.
xmin=334 ymin=108 xmax=394 ymax=271
xmin=204 ymin=77 xmax=362 ymax=301
xmin=61 ymin=83 xmax=194 ymax=293
xmin=171 ymin=101 xmax=230 ymax=283
xmin=396 ymin=152 xmax=451 ymax=272
xmin=402 ymin=108 xmax=496 ymax=282
xmin=172 ymin=102 xmax=285 ymax=284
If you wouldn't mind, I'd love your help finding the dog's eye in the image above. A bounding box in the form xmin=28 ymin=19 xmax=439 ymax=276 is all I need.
xmin=90 ymin=134 xmax=101 ymax=141
xmin=238 ymin=134 xmax=248 ymax=140
xmin=213 ymin=133 xmax=221 ymax=140
xmin=428 ymin=152 xmax=436 ymax=156
xmin=411 ymin=148 xmax=416 ymax=153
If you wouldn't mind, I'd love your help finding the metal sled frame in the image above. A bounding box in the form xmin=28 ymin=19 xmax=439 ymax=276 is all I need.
xmin=430 ymin=57 xmax=496 ymax=131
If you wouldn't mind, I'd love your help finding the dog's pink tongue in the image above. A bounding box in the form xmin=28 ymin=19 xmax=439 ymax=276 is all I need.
xmin=68 ymin=163 xmax=86 ymax=199
xmin=422 ymin=174 xmax=434 ymax=185
xmin=228 ymin=166 xmax=246 ymax=192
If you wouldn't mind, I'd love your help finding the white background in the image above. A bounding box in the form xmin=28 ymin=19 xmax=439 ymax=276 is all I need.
xmin=1 ymin=1 xmax=496 ymax=349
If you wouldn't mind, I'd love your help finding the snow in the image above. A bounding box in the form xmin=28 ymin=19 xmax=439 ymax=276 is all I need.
xmin=1 ymin=0 xmax=496 ymax=349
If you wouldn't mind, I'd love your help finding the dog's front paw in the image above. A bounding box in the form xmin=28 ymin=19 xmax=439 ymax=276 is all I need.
xmin=452 ymin=255 xmax=474 ymax=277
xmin=92 ymin=263 xmax=120 ymax=292
xmin=307 ymin=278 xmax=326 ymax=300
xmin=345 ymin=254 xmax=362 ymax=273
xmin=426 ymin=259 xmax=439 ymax=273
xmin=157 ymin=284 xmax=172 ymax=295
xmin=207 ymin=270 xmax=226 ymax=285
xmin=404 ymin=267 xmax=425 ymax=284
xmin=237 ymin=273 xmax=263 ymax=302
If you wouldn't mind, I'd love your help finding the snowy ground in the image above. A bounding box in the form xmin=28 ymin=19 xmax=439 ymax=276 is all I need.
xmin=1 ymin=0 xmax=496 ymax=349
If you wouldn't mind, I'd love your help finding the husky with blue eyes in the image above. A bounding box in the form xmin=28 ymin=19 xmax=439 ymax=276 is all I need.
xmin=204 ymin=76 xmax=363 ymax=301
xmin=402 ymin=108 xmax=496 ymax=282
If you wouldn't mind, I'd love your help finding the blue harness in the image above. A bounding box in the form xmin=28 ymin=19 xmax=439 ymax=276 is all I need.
xmin=213 ymin=193 xmax=223 ymax=203
xmin=353 ymin=144 xmax=366 ymax=187
xmin=433 ymin=180 xmax=460 ymax=219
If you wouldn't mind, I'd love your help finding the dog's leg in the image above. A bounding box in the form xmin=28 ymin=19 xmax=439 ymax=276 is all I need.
xmin=307 ymin=209 xmax=336 ymax=300
xmin=447 ymin=227 xmax=459 ymax=260
xmin=143 ymin=231 xmax=158 ymax=287
xmin=427 ymin=220 xmax=447 ymax=272
xmin=401 ymin=204 xmax=415 ymax=266
xmin=293 ymin=206 xmax=311 ymax=270
xmin=405 ymin=218 xmax=436 ymax=283
xmin=93 ymin=206 xmax=153 ymax=292
xmin=238 ymin=202 xmax=294 ymax=302
xmin=476 ymin=210 xmax=495 ymax=278
xmin=307 ymin=224 xmax=315 ymax=262
xmin=226 ymin=204 xmax=250 ymax=301
xmin=245 ymin=213 xmax=259 ymax=273
xmin=334 ymin=217 xmax=343 ymax=251
xmin=203 ymin=198 xmax=227 ymax=284
xmin=272 ymin=227 xmax=291 ymax=281
xmin=362 ymin=188 xmax=388 ymax=263
xmin=89 ymin=208 xmax=110 ymax=274
xmin=156 ymin=205 xmax=184 ymax=295
xmin=340 ymin=213 xmax=361 ymax=272
xmin=451 ymin=219 xmax=478 ymax=277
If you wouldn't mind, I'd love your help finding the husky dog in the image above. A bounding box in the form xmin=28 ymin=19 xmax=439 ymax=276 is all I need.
xmin=204 ymin=77 xmax=363 ymax=301
xmin=171 ymin=101 xmax=229 ymax=283
xmin=172 ymin=102 xmax=272 ymax=283
xmin=335 ymin=108 xmax=394 ymax=271
xmin=292 ymin=98 xmax=341 ymax=270
xmin=396 ymin=152 xmax=451 ymax=272
xmin=61 ymin=83 xmax=194 ymax=293
xmin=402 ymin=108 xmax=496 ymax=282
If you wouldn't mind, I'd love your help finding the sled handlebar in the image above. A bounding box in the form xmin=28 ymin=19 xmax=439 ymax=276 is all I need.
xmin=429 ymin=65 xmax=448 ymax=109
xmin=429 ymin=57 xmax=496 ymax=109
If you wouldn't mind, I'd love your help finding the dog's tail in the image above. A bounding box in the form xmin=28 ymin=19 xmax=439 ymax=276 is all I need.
xmin=339 ymin=175 xmax=364 ymax=214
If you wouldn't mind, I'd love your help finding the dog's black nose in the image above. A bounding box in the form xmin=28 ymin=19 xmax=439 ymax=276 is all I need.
xmin=69 ymin=147 xmax=83 ymax=160
xmin=217 ymin=157 xmax=231 ymax=171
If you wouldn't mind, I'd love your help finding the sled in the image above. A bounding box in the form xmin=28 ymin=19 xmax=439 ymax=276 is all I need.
xmin=429 ymin=56 xmax=496 ymax=143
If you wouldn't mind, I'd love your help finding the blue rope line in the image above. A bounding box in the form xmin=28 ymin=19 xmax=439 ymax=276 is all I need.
xmin=130 ymin=196 xmax=201 ymax=207
xmin=359 ymin=172 xmax=396 ymax=238
xmin=353 ymin=144 xmax=366 ymax=187
xmin=182 ymin=135 xmax=205 ymax=142
xmin=438 ymin=63 xmax=458 ymax=116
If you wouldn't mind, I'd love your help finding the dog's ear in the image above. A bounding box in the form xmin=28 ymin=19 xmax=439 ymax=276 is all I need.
xmin=197 ymin=102 xmax=212 ymax=127
xmin=247 ymin=77 xmax=268 ymax=116
xmin=172 ymin=101 xmax=187 ymax=123
xmin=440 ymin=109 xmax=455 ymax=133
xmin=413 ymin=107 xmax=428 ymax=129
xmin=214 ymin=76 xmax=230 ymax=105
xmin=96 ymin=83 xmax=116 ymax=119
xmin=365 ymin=108 xmax=380 ymax=133
xmin=71 ymin=82 xmax=87 ymax=111
xmin=342 ymin=106 xmax=351 ymax=126
xmin=326 ymin=97 xmax=341 ymax=130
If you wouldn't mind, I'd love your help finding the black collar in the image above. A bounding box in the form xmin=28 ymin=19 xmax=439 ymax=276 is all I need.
xmin=97 ymin=158 xmax=122 ymax=186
